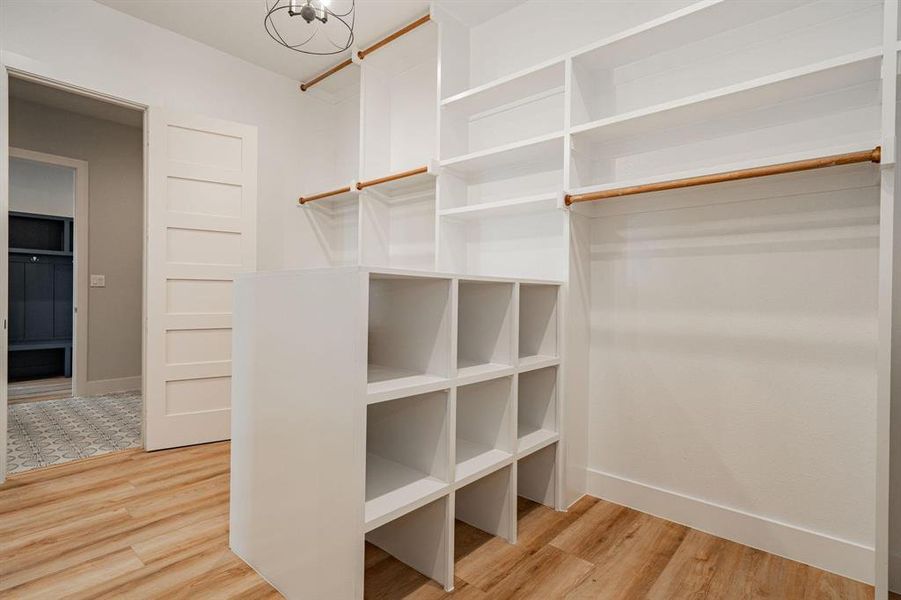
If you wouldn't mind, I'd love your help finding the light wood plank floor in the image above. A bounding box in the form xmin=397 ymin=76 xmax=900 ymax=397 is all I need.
xmin=0 ymin=441 xmax=877 ymax=599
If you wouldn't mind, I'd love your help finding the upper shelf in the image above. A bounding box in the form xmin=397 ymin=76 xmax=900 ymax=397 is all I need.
xmin=439 ymin=192 xmax=560 ymax=221
xmin=441 ymin=59 xmax=565 ymax=115
xmin=570 ymin=0 xmax=807 ymax=73
xmin=570 ymin=48 xmax=882 ymax=150
xmin=440 ymin=132 xmax=565 ymax=182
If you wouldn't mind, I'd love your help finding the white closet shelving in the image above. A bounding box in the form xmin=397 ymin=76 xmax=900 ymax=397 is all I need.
xmin=269 ymin=0 xmax=899 ymax=596
xmin=359 ymin=20 xmax=439 ymax=271
xmin=566 ymin=0 xmax=883 ymax=197
xmin=231 ymin=267 xmax=563 ymax=597
xmin=300 ymin=64 xmax=362 ymax=267
xmin=456 ymin=279 xmax=515 ymax=383
xmin=367 ymin=274 xmax=451 ymax=402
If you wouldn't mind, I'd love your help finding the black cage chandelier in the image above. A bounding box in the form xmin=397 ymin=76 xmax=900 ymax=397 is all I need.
xmin=265 ymin=0 xmax=355 ymax=56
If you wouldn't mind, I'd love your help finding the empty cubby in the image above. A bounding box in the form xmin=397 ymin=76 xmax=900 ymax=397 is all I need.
xmin=517 ymin=366 xmax=557 ymax=456
xmin=455 ymin=464 xmax=515 ymax=543
xmin=365 ymin=391 xmax=450 ymax=530
xmin=518 ymin=283 xmax=558 ymax=363
xmin=455 ymin=377 xmax=514 ymax=486
xmin=457 ymin=280 xmax=515 ymax=377
xmin=368 ymin=275 xmax=452 ymax=391
xmin=517 ymin=442 xmax=557 ymax=509
xmin=366 ymin=495 xmax=452 ymax=590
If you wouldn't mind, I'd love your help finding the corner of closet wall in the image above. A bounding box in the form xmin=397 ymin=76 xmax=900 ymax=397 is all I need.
xmin=359 ymin=17 xmax=439 ymax=271
xmin=292 ymin=62 xmax=362 ymax=268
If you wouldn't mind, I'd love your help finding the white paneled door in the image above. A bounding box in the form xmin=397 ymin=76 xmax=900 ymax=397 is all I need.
xmin=145 ymin=109 xmax=257 ymax=451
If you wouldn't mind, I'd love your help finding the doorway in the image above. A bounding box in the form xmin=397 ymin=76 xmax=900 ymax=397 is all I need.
xmin=5 ymin=77 xmax=145 ymax=474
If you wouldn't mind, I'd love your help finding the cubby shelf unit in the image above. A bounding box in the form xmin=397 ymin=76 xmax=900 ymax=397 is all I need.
xmin=232 ymin=267 xmax=563 ymax=598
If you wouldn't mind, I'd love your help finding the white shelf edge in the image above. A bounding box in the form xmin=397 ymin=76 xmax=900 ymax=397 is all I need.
xmin=518 ymin=355 xmax=560 ymax=373
xmin=439 ymin=193 xmax=560 ymax=222
xmin=517 ymin=430 xmax=559 ymax=459
xmin=439 ymin=131 xmax=565 ymax=170
xmin=455 ymin=362 xmax=516 ymax=386
xmin=566 ymin=0 xmax=726 ymax=63
xmin=364 ymin=481 xmax=451 ymax=533
xmin=570 ymin=46 xmax=882 ymax=140
xmin=367 ymin=370 xmax=451 ymax=404
xmin=440 ymin=57 xmax=565 ymax=109
xmin=454 ymin=447 xmax=514 ymax=489
xmin=359 ymin=267 xmax=563 ymax=286
xmin=565 ymin=139 xmax=882 ymax=201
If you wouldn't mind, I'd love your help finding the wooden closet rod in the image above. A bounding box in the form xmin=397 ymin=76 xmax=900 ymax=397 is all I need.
xmin=300 ymin=59 xmax=353 ymax=92
xmin=298 ymin=185 xmax=352 ymax=205
xmin=564 ymin=147 xmax=882 ymax=206
xmin=300 ymin=13 xmax=431 ymax=92
xmin=357 ymin=14 xmax=431 ymax=60
xmin=357 ymin=166 xmax=428 ymax=190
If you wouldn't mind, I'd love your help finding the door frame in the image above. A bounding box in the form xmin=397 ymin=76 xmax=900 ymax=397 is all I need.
xmin=8 ymin=147 xmax=89 ymax=397
xmin=1 ymin=64 xmax=148 ymax=483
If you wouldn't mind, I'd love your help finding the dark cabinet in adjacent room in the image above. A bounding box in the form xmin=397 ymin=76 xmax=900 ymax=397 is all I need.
xmin=8 ymin=212 xmax=74 ymax=381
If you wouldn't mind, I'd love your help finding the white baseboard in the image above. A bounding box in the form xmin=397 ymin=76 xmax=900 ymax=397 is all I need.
xmin=79 ymin=376 xmax=141 ymax=396
xmin=586 ymin=467 xmax=873 ymax=585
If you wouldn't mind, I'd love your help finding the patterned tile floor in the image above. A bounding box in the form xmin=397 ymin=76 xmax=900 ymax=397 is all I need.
xmin=6 ymin=391 xmax=142 ymax=474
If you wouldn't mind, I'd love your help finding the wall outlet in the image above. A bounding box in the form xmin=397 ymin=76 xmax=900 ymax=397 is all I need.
xmin=90 ymin=274 xmax=106 ymax=288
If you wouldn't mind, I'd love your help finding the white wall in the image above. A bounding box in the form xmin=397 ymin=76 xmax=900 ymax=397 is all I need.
xmin=586 ymin=179 xmax=879 ymax=581
xmin=9 ymin=157 xmax=74 ymax=218
xmin=0 ymin=0 xmax=333 ymax=271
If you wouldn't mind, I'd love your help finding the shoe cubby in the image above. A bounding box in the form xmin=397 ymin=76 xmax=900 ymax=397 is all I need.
xmin=455 ymin=464 xmax=516 ymax=543
xmin=518 ymin=283 xmax=558 ymax=366
xmin=456 ymin=280 xmax=515 ymax=381
xmin=517 ymin=442 xmax=558 ymax=509
xmin=455 ymin=377 xmax=514 ymax=486
xmin=232 ymin=269 xmax=561 ymax=596
xmin=517 ymin=366 xmax=558 ymax=457
xmin=367 ymin=274 xmax=453 ymax=399
xmin=366 ymin=391 xmax=450 ymax=531
xmin=366 ymin=495 xmax=453 ymax=590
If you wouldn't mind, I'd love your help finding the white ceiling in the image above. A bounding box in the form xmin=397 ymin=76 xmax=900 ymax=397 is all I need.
xmin=96 ymin=0 xmax=527 ymax=83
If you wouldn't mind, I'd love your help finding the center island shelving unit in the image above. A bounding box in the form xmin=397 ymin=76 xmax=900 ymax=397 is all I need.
xmin=230 ymin=266 xmax=562 ymax=598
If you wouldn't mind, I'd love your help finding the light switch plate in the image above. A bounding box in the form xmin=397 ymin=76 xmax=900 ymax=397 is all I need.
xmin=90 ymin=274 xmax=106 ymax=288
